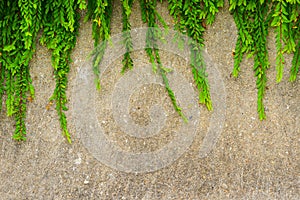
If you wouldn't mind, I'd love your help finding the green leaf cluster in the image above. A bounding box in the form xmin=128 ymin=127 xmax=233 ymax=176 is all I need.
xmin=230 ymin=0 xmax=299 ymax=120
xmin=1 ymin=0 xmax=299 ymax=143
xmin=121 ymin=0 xmax=134 ymax=74
xmin=0 ymin=0 xmax=85 ymax=142
xmin=168 ymin=0 xmax=224 ymax=110
xmin=87 ymin=0 xmax=113 ymax=90
xmin=271 ymin=0 xmax=299 ymax=82
xmin=40 ymin=0 xmax=83 ymax=143
xmin=0 ymin=0 xmax=42 ymax=141
xmin=140 ymin=0 xmax=188 ymax=121
xmin=90 ymin=0 xmax=190 ymax=122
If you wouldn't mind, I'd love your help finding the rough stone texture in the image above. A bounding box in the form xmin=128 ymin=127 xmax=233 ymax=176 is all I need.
xmin=0 ymin=1 xmax=299 ymax=199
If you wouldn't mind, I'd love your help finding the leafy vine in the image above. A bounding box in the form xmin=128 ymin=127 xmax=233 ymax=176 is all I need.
xmin=121 ymin=0 xmax=134 ymax=74
xmin=0 ymin=0 xmax=41 ymax=140
xmin=0 ymin=0 xmax=299 ymax=142
xmin=168 ymin=0 xmax=224 ymax=111
xmin=87 ymin=0 xmax=113 ymax=90
xmin=140 ymin=0 xmax=188 ymax=121
xmin=39 ymin=0 xmax=84 ymax=143
xmin=229 ymin=0 xmax=299 ymax=120
xmin=271 ymin=0 xmax=299 ymax=82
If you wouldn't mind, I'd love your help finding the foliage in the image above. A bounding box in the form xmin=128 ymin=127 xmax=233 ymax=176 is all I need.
xmin=0 ymin=0 xmax=299 ymax=142
xmin=168 ymin=0 xmax=225 ymax=111
xmin=39 ymin=0 xmax=83 ymax=143
xmin=270 ymin=0 xmax=299 ymax=82
xmin=229 ymin=0 xmax=299 ymax=120
xmin=121 ymin=0 xmax=134 ymax=74
xmin=0 ymin=0 xmax=42 ymax=141
xmin=140 ymin=0 xmax=188 ymax=122
xmin=86 ymin=0 xmax=113 ymax=90
xmin=0 ymin=0 xmax=85 ymax=142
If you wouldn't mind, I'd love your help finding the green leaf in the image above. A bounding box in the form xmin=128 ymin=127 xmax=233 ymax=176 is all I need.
xmin=3 ymin=45 xmax=16 ymax=52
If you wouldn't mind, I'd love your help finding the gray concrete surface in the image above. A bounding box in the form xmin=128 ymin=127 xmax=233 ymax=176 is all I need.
xmin=0 ymin=1 xmax=299 ymax=199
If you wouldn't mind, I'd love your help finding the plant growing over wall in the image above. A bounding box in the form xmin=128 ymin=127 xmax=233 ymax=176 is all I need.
xmin=229 ymin=0 xmax=299 ymax=120
xmin=86 ymin=0 xmax=113 ymax=90
xmin=39 ymin=0 xmax=84 ymax=143
xmin=271 ymin=0 xmax=299 ymax=82
xmin=168 ymin=0 xmax=225 ymax=111
xmin=140 ymin=0 xmax=189 ymax=121
xmin=121 ymin=0 xmax=134 ymax=74
xmin=0 ymin=0 xmax=299 ymax=142
xmin=0 ymin=0 xmax=86 ymax=142
xmin=0 ymin=0 xmax=42 ymax=141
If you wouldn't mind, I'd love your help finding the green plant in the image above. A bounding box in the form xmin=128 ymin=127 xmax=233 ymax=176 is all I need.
xmin=86 ymin=0 xmax=113 ymax=90
xmin=121 ymin=0 xmax=134 ymax=74
xmin=0 ymin=0 xmax=41 ymax=141
xmin=0 ymin=0 xmax=299 ymax=142
xmin=229 ymin=0 xmax=299 ymax=120
xmin=39 ymin=0 xmax=84 ymax=143
xmin=140 ymin=0 xmax=188 ymax=121
xmin=168 ymin=0 xmax=224 ymax=111
xmin=90 ymin=0 xmax=224 ymax=121
xmin=0 ymin=0 xmax=85 ymax=142
xmin=271 ymin=0 xmax=299 ymax=82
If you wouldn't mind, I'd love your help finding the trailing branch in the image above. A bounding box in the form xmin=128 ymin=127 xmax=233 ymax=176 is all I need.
xmin=121 ymin=0 xmax=134 ymax=74
xmin=168 ymin=0 xmax=224 ymax=110
xmin=141 ymin=0 xmax=188 ymax=121
xmin=0 ymin=0 xmax=41 ymax=141
xmin=230 ymin=0 xmax=299 ymax=119
xmin=0 ymin=0 xmax=298 ymax=142
xmin=87 ymin=0 xmax=113 ymax=90
xmin=40 ymin=0 xmax=83 ymax=143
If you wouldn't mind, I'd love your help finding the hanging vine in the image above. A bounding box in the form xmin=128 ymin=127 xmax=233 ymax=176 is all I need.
xmin=229 ymin=0 xmax=299 ymax=120
xmin=0 ymin=0 xmax=41 ymax=141
xmin=39 ymin=0 xmax=84 ymax=143
xmin=87 ymin=0 xmax=113 ymax=90
xmin=0 ymin=0 xmax=299 ymax=142
xmin=140 ymin=0 xmax=188 ymax=121
xmin=121 ymin=0 xmax=134 ymax=74
xmin=271 ymin=0 xmax=299 ymax=82
xmin=0 ymin=0 xmax=86 ymax=142
xmin=168 ymin=0 xmax=224 ymax=111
